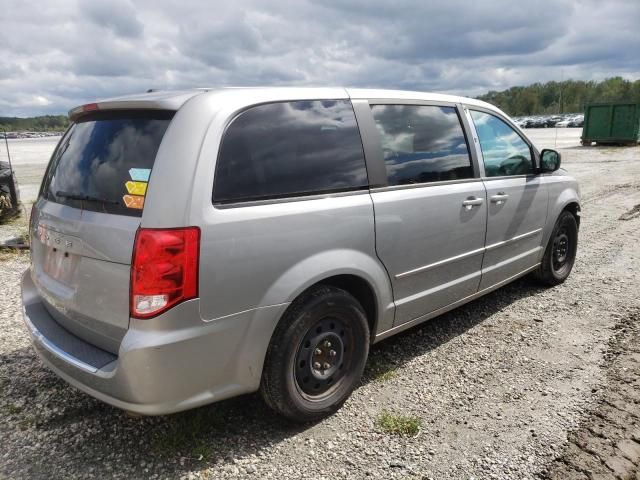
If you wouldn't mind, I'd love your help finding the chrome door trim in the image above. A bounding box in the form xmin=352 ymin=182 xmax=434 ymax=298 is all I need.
xmin=484 ymin=228 xmax=542 ymax=252
xmin=394 ymin=227 xmax=542 ymax=279
xmin=395 ymin=247 xmax=486 ymax=279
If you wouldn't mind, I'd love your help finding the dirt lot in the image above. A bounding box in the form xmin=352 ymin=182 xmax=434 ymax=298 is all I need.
xmin=1 ymin=129 xmax=639 ymax=479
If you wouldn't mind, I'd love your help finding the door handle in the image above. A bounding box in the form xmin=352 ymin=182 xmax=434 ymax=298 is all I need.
xmin=490 ymin=193 xmax=509 ymax=205
xmin=462 ymin=197 xmax=484 ymax=210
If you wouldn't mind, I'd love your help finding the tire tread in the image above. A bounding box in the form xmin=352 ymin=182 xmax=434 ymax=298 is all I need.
xmin=533 ymin=210 xmax=578 ymax=286
xmin=260 ymin=285 xmax=369 ymax=422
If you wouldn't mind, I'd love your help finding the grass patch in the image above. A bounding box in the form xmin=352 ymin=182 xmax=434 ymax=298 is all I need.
xmin=373 ymin=369 xmax=398 ymax=382
xmin=0 ymin=249 xmax=26 ymax=261
xmin=365 ymin=352 xmax=399 ymax=383
xmin=3 ymin=403 xmax=23 ymax=415
xmin=18 ymin=413 xmax=43 ymax=430
xmin=375 ymin=410 xmax=422 ymax=436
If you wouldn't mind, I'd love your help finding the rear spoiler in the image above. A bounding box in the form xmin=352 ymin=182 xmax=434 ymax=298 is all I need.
xmin=68 ymin=90 xmax=206 ymax=122
xmin=68 ymin=102 xmax=174 ymax=122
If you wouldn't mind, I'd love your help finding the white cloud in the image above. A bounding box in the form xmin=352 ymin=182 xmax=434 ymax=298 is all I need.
xmin=0 ymin=0 xmax=638 ymax=116
xmin=33 ymin=96 xmax=51 ymax=106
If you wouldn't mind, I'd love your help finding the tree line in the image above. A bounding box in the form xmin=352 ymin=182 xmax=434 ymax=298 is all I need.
xmin=477 ymin=76 xmax=640 ymax=116
xmin=1 ymin=77 xmax=639 ymax=130
xmin=0 ymin=115 xmax=70 ymax=132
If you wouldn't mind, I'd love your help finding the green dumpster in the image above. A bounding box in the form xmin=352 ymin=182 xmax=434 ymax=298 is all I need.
xmin=581 ymin=102 xmax=640 ymax=146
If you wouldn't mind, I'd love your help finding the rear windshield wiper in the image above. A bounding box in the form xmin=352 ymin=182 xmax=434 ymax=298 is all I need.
xmin=55 ymin=191 xmax=120 ymax=205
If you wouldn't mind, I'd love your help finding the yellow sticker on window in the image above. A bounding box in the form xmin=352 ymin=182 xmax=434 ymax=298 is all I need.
xmin=125 ymin=181 xmax=147 ymax=196
xmin=123 ymin=195 xmax=145 ymax=210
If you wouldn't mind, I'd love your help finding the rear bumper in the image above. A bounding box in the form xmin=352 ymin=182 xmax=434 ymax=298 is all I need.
xmin=21 ymin=270 xmax=289 ymax=415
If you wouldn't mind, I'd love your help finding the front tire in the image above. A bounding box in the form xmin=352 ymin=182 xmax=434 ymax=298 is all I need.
xmin=260 ymin=285 xmax=370 ymax=422
xmin=533 ymin=211 xmax=578 ymax=286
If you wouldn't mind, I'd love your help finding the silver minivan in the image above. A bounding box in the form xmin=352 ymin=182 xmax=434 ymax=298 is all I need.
xmin=22 ymin=88 xmax=580 ymax=422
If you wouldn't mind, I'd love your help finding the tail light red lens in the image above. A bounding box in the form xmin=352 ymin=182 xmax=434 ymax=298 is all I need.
xmin=130 ymin=227 xmax=200 ymax=319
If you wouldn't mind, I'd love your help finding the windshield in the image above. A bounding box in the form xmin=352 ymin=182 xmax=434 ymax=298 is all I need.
xmin=40 ymin=110 xmax=174 ymax=217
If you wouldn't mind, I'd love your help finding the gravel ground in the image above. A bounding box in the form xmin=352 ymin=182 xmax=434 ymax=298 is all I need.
xmin=1 ymin=129 xmax=639 ymax=479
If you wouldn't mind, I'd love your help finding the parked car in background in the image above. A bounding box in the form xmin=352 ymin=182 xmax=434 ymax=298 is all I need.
xmin=556 ymin=114 xmax=585 ymax=128
xmin=0 ymin=161 xmax=20 ymax=221
xmin=513 ymin=113 xmax=584 ymax=129
xmin=570 ymin=114 xmax=585 ymax=127
xmin=22 ymin=88 xmax=581 ymax=422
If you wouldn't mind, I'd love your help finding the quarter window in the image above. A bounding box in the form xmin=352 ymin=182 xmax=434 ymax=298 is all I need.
xmin=370 ymin=104 xmax=473 ymax=186
xmin=213 ymin=100 xmax=368 ymax=204
xmin=470 ymin=110 xmax=534 ymax=177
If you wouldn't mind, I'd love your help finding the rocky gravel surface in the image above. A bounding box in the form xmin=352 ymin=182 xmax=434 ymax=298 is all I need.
xmin=546 ymin=308 xmax=640 ymax=479
xmin=1 ymin=130 xmax=639 ymax=479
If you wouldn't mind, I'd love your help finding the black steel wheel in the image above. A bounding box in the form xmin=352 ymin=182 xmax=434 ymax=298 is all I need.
xmin=260 ymin=285 xmax=370 ymax=422
xmin=533 ymin=210 xmax=578 ymax=286
xmin=552 ymin=228 xmax=571 ymax=276
xmin=294 ymin=317 xmax=350 ymax=399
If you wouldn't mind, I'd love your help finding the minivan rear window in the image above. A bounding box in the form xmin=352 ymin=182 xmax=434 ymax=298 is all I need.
xmin=213 ymin=100 xmax=368 ymax=204
xmin=40 ymin=110 xmax=174 ymax=217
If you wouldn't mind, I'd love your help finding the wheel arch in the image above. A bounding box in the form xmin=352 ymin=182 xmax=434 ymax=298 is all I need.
xmin=314 ymin=274 xmax=378 ymax=341
xmin=562 ymin=201 xmax=581 ymax=228
xmin=541 ymin=183 xmax=581 ymax=253
xmin=259 ymin=249 xmax=394 ymax=341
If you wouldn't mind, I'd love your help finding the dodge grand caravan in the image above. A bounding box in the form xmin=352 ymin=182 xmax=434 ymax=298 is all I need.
xmin=22 ymin=88 xmax=580 ymax=422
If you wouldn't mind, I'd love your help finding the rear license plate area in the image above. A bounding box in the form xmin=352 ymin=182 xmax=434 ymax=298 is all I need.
xmin=38 ymin=224 xmax=80 ymax=286
xmin=43 ymin=246 xmax=79 ymax=285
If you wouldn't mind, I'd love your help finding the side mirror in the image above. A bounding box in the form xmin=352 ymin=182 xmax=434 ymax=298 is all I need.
xmin=540 ymin=149 xmax=561 ymax=173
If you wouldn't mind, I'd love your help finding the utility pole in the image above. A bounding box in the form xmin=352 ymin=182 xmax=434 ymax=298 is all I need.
xmin=2 ymin=129 xmax=14 ymax=177
xmin=559 ymin=69 xmax=564 ymax=114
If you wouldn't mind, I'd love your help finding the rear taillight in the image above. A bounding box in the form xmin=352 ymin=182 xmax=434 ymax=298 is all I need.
xmin=130 ymin=227 xmax=200 ymax=319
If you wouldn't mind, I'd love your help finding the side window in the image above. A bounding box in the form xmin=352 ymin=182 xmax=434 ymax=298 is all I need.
xmin=469 ymin=110 xmax=534 ymax=177
xmin=370 ymin=104 xmax=473 ymax=186
xmin=213 ymin=100 xmax=367 ymax=203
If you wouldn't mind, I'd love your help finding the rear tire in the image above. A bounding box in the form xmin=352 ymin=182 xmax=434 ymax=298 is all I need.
xmin=260 ymin=285 xmax=369 ymax=422
xmin=533 ymin=211 xmax=578 ymax=286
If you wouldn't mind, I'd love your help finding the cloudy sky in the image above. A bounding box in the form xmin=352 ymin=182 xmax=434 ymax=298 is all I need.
xmin=1 ymin=0 xmax=639 ymax=117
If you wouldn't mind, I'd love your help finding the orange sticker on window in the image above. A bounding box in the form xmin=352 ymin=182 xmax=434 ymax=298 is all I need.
xmin=125 ymin=181 xmax=147 ymax=196
xmin=123 ymin=195 xmax=145 ymax=210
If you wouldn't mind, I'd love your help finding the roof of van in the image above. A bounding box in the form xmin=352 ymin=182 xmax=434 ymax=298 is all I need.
xmin=68 ymin=87 xmax=498 ymax=120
